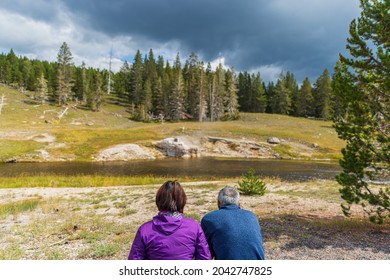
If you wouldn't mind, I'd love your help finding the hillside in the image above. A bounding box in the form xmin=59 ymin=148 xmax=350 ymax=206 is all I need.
xmin=0 ymin=85 xmax=345 ymax=162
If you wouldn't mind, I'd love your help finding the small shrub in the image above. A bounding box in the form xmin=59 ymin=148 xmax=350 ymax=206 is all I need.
xmin=237 ymin=168 xmax=267 ymax=196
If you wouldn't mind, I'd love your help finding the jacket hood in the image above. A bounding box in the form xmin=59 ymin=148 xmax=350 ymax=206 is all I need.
xmin=152 ymin=213 xmax=183 ymax=235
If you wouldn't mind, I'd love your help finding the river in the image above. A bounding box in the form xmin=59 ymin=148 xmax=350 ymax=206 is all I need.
xmin=0 ymin=158 xmax=341 ymax=181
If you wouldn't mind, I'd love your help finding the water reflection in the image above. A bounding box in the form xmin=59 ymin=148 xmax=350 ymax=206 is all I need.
xmin=0 ymin=158 xmax=341 ymax=181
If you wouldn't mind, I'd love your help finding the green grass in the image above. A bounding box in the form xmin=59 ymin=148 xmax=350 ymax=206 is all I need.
xmin=91 ymin=243 xmax=120 ymax=259
xmin=0 ymin=140 xmax=44 ymax=161
xmin=119 ymin=208 xmax=138 ymax=216
xmin=0 ymin=175 xmax=178 ymax=188
xmin=0 ymin=198 xmax=41 ymax=219
xmin=0 ymin=244 xmax=25 ymax=259
xmin=0 ymin=85 xmax=345 ymax=162
xmin=272 ymin=144 xmax=299 ymax=158
xmin=194 ymin=199 xmax=207 ymax=206
xmin=52 ymin=128 xmax=159 ymax=160
xmin=0 ymin=175 xmax=228 ymax=189
xmin=272 ymin=181 xmax=343 ymax=203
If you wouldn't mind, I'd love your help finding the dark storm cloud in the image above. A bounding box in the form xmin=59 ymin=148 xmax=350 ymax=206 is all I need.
xmin=0 ymin=0 xmax=62 ymax=24
xmin=59 ymin=0 xmax=361 ymax=81
xmin=0 ymin=0 xmax=361 ymax=82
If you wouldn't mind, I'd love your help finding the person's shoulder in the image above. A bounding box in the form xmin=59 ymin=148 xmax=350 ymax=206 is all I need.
xmin=138 ymin=220 xmax=153 ymax=231
xmin=182 ymin=216 xmax=203 ymax=229
xmin=182 ymin=216 xmax=198 ymax=224
xmin=241 ymin=208 xmax=257 ymax=215
xmin=239 ymin=209 xmax=260 ymax=220
xmin=240 ymin=208 xmax=256 ymax=214
xmin=201 ymin=209 xmax=220 ymax=222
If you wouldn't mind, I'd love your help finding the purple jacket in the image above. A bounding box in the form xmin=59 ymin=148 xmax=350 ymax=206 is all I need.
xmin=128 ymin=212 xmax=211 ymax=260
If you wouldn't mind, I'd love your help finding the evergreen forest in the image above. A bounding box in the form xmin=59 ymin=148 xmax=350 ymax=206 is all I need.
xmin=0 ymin=43 xmax=335 ymax=122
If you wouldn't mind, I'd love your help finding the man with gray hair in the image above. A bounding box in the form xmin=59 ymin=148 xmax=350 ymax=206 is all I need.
xmin=201 ymin=186 xmax=265 ymax=260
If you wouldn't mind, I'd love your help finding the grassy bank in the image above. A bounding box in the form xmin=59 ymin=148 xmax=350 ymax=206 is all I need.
xmin=0 ymin=85 xmax=344 ymax=162
xmin=0 ymin=175 xmax=221 ymax=189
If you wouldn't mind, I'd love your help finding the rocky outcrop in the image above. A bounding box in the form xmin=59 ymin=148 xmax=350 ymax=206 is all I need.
xmin=94 ymin=144 xmax=158 ymax=161
xmin=3 ymin=132 xmax=320 ymax=162
xmin=93 ymin=136 xmax=281 ymax=160
xmin=201 ymin=136 xmax=279 ymax=158
xmin=154 ymin=137 xmax=199 ymax=158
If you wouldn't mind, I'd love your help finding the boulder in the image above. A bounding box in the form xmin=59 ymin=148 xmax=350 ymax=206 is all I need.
xmin=154 ymin=137 xmax=198 ymax=158
xmin=267 ymin=137 xmax=281 ymax=144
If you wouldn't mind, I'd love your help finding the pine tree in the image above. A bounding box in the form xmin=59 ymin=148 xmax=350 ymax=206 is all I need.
xmin=142 ymin=78 xmax=153 ymax=120
xmin=212 ymin=63 xmax=226 ymax=120
xmin=73 ymin=62 xmax=88 ymax=104
xmin=285 ymin=72 xmax=299 ymax=116
xmin=35 ymin=72 xmax=49 ymax=105
xmin=237 ymin=72 xmax=250 ymax=112
xmin=0 ymin=54 xmax=7 ymax=84
xmin=205 ymin=62 xmax=215 ymax=121
xmin=162 ymin=61 xmax=173 ymax=117
xmin=130 ymin=50 xmax=144 ymax=109
xmin=184 ymin=52 xmax=201 ymax=118
xmin=114 ymin=61 xmax=131 ymax=104
xmin=271 ymin=73 xmax=291 ymax=115
xmin=224 ymin=68 xmax=239 ymax=120
xmin=265 ymin=81 xmax=275 ymax=113
xmin=313 ymin=69 xmax=332 ymax=119
xmin=332 ymin=0 xmax=390 ymax=223
xmin=197 ymin=62 xmax=208 ymax=122
xmin=145 ymin=49 xmax=158 ymax=116
xmin=7 ymin=49 xmax=22 ymax=86
xmin=55 ymin=42 xmax=74 ymax=106
xmin=297 ymin=77 xmax=314 ymax=117
xmin=154 ymin=77 xmax=164 ymax=116
xmin=252 ymin=73 xmax=267 ymax=113
xmin=21 ymin=58 xmax=33 ymax=91
xmin=169 ymin=53 xmax=185 ymax=121
xmin=94 ymin=72 xmax=102 ymax=112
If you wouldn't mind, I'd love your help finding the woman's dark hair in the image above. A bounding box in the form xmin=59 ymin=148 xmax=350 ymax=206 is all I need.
xmin=156 ymin=181 xmax=187 ymax=213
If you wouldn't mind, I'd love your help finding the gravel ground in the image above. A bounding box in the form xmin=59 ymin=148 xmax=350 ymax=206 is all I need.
xmin=0 ymin=182 xmax=389 ymax=260
xmin=261 ymin=215 xmax=389 ymax=260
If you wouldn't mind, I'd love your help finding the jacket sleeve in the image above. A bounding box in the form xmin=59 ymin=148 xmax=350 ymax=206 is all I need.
xmin=128 ymin=228 xmax=146 ymax=260
xmin=194 ymin=225 xmax=212 ymax=260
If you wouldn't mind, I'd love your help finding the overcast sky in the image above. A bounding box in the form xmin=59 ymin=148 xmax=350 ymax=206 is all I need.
xmin=0 ymin=0 xmax=361 ymax=83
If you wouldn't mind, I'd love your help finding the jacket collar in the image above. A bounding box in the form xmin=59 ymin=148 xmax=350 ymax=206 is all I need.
xmin=219 ymin=204 xmax=240 ymax=210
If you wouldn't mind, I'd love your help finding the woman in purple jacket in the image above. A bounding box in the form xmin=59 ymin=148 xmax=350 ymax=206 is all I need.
xmin=128 ymin=180 xmax=211 ymax=260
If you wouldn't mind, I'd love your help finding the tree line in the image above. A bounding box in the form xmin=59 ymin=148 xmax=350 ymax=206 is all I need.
xmin=0 ymin=43 xmax=335 ymax=121
xmin=0 ymin=43 xmax=106 ymax=112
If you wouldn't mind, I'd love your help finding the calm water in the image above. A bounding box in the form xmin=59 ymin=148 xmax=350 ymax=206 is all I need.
xmin=0 ymin=158 xmax=341 ymax=181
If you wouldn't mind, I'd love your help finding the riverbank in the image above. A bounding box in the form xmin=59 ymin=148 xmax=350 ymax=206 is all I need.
xmin=1 ymin=179 xmax=389 ymax=260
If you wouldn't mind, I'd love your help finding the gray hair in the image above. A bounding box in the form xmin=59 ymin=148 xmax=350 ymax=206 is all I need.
xmin=218 ymin=186 xmax=240 ymax=206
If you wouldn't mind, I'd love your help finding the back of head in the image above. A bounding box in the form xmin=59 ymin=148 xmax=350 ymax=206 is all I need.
xmin=218 ymin=186 xmax=240 ymax=207
xmin=156 ymin=180 xmax=187 ymax=213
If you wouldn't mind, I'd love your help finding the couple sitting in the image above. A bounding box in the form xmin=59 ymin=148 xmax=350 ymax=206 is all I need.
xmin=128 ymin=180 xmax=265 ymax=260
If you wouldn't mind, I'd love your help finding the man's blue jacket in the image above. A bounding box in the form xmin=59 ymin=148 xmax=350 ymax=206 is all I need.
xmin=201 ymin=204 xmax=265 ymax=260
